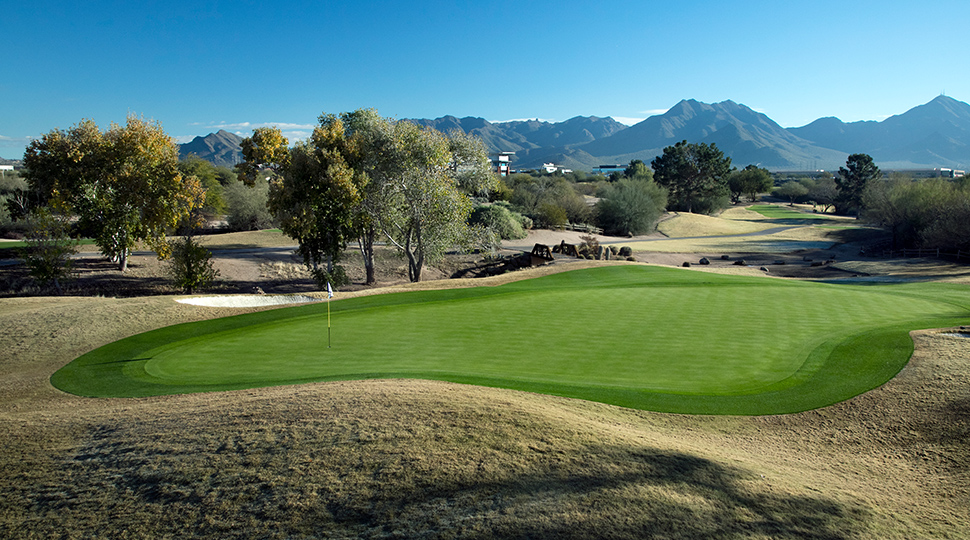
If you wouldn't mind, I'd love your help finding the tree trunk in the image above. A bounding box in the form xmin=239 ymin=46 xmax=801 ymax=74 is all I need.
xmin=359 ymin=227 xmax=376 ymax=285
xmin=404 ymin=226 xmax=423 ymax=282
xmin=118 ymin=246 xmax=129 ymax=272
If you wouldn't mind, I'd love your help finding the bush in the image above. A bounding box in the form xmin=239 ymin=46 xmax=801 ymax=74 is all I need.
xmin=311 ymin=265 xmax=349 ymax=291
xmin=167 ymin=236 xmax=219 ymax=294
xmin=595 ymin=179 xmax=667 ymax=236
xmin=619 ymin=246 xmax=632 ymax=257
xmin=578 ymin=234 xmax=600 ymax=258
xmin=20 ymin=208 xmax=79 ymax=294
xmin=468 ymin=203 xmax=527 ymax=240
xmin=224 ymin=180 xmax=276 ymax=231
xmin=536 ymin=203 xmax=568 ymax=229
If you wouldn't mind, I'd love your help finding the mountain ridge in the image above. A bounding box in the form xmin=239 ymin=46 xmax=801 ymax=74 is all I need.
xmin=178 ymin=96 xmax=970 ymax=172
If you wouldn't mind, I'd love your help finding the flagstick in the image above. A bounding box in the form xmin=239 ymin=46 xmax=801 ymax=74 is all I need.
xmin=327 ymin=282 xmax=333 ymax=348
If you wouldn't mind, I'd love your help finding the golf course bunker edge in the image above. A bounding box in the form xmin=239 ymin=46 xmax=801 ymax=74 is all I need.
xmin=177 ymin=294 xmax=322 ymax=308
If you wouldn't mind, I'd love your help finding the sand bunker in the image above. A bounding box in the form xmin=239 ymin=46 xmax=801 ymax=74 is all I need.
xmin=177 ymin=295 xmax=322 ymax=308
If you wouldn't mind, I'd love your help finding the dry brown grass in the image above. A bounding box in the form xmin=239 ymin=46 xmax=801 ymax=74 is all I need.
xmin=657 ymin=211 xmax=776 ymax=237
xmin=1 ymin=262 xmax=969 ymax=538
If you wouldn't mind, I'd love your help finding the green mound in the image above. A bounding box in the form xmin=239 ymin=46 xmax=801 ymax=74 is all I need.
xmin=52 ymin=266 xmax=970 ymax=414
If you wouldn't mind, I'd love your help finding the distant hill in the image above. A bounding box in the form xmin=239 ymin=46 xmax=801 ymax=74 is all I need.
xmin=788 ymin=95 xmax=970 ymax=169
xmin=576 ymin=99 xmax=847 ymax=171
xmin=176 ymin=96 xmax=970 ymax=172
xmin=178 ymin=130 xmax=244 ymax=168
xmin=402 ymin=115 xmax=628 ymax=154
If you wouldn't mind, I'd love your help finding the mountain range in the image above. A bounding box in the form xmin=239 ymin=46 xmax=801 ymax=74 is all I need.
xmin=180 ymin=96 xmax=970 ymax=172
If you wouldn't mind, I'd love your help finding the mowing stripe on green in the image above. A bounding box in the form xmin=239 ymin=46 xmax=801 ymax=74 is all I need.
xmin=51 ymin=266 xmax=970 ymax=415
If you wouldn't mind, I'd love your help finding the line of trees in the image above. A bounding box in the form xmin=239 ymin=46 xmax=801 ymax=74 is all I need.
xmin=23 ymin=111 xmax=963 ymax=293
xmin=238 ymin=109 xmax=496 ymax=285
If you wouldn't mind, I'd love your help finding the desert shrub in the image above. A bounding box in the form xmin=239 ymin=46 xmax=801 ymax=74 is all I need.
xmin=619 ymin=246 xmax=632 ymax=257
xmin=167 ymin=235 xmax=219 ymax=294
xmin=468 ymin=203 xmax=527 ymax=240
xmin=224 ymin=180 xmax=276 ymax=231
xmin=595 ymin=178 xmax=667 ymax=236
xmin=20 ymin=207 xmax=79 ymax=294
xmin=578 ymin=234 xmax=600 ymax=258
xmin=536 ymin=203 xmax=568 ymax=229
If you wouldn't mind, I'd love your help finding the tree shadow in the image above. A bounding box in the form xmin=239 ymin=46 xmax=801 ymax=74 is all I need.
xmin=310 ymin=444 xmax=868 ymax=540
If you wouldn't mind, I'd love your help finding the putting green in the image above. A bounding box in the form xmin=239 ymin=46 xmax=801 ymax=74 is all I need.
xmin=52 ymin=266 xmax=970 ymax=414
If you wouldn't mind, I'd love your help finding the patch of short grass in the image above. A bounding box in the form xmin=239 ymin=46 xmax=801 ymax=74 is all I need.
xmin=53 ymin=266 xmax=970 ymax=415
xmin=748 ymin=204 xmax=836 ymax=221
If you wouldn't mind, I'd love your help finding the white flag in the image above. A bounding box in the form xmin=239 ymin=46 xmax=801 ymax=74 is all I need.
xmin=327 ymin=282 xmax=334 ymax=298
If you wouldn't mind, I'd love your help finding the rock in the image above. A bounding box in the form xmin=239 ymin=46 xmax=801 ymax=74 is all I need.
xmin=760 ymin=266 xmax=769 ymax=273
xmin=721 ymin=255 xmax=730 ymax=260
xmin=252 ymin=286 xmax=265 ymax=295
xmin=699 ymin=257 xmax=710 ymax=265
xmin=733 ymin=259 xmax=746 ymax=266
xmin=682 ymin=261 xmax=691 ymax=267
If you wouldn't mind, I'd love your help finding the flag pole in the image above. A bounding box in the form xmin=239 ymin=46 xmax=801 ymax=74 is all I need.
xmin=327 ymin=282 xmax=333 ymax=348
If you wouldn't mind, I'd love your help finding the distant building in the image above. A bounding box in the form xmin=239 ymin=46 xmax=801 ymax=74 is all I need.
xmin=936 ymin=168 xmax=966 ymax=178
xmin=593 ymin=164 xmax=626 ymax=176
xmin=540 ymin=163 xmax=572 ymax=174
xmin=490 ymin=152 xmax=515 ymax=177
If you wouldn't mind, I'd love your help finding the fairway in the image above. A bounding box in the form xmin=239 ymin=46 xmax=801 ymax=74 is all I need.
xmin=53 ymin=265 xmax=970 ymax=414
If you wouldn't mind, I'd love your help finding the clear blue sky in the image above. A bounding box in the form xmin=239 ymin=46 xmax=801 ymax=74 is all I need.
xmin=2 ymin=0 xmax=967 ymax=159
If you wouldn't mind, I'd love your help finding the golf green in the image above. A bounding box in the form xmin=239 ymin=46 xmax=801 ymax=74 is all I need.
xmin=52 ymin=265 xmax=970 ymax=414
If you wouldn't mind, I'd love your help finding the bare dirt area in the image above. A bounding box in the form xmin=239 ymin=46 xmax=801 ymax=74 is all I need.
xmin=2 ymin=224 xmax=970 ymax=538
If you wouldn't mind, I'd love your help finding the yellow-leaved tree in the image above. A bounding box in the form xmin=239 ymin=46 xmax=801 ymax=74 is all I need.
xmin=23 ymin=115 xmax=204 ymax=271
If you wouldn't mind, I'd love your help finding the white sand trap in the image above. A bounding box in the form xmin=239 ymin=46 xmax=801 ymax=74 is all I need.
xmin=177 ymin=294 xmax=322 ymax=308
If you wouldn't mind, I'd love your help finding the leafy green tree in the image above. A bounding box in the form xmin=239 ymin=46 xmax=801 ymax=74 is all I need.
xmin=19 ymin=207 xmax=79 ymax=294
xmin=835 ymin=153 xmax=881 ymax=215
xmin=179 ymin=155 xmax=226 ymax=216
xmin=377 ymin=120 xmax=494 ymax=282
xmin=773 ymin=181 xmax=809 ymax=206
xmin=240 ymin=119 xmax=365 ymax=289
xmin=595 ymin=178 xmax=668 ymax=236
xmin=802 ymin=173 xmax=838 ymax=213
xmin=167 ymin=235 xmax=219 ymax=294
xmin=651 ymin=140 xmax=732 ymax=213
xmin=236 ymin=127 xmax=291 ymax=186
xmin=863 ymin=176 xmax=951 ymax=249
xmin=22 ymin=116 xmax=204 ymax=271
xmin=623 ymin=159 xmax=653 ymax=181
xmin=224 ymin=179 xmax=275 ymax=231
xmin=727 ymin=165 xmax=773 ymax=203
xmin=921 ymin=184 xmax=970 ymax=251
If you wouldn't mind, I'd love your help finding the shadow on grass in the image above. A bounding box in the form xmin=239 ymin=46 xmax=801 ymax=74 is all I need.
xmin=10 ymin=432 xmax=870 ymax=540
xmin=319 ymin=446 xmax=869 ymax=540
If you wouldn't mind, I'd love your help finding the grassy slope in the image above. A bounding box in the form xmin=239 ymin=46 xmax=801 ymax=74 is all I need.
xmin=52 ymin=265 xmax=970 ymax=415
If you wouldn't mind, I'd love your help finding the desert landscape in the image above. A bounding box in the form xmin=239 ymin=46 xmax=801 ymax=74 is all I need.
xmin=2 ymin=205 xmax=969 ymax=538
